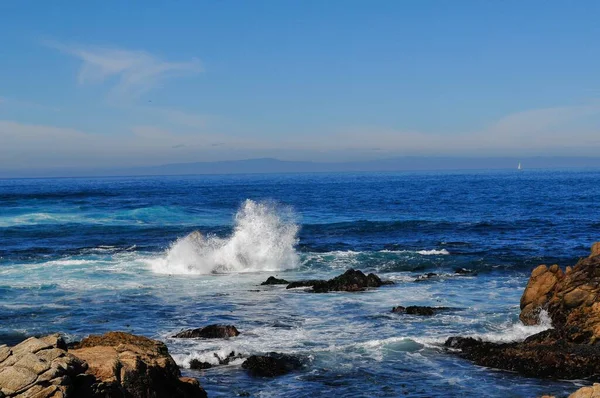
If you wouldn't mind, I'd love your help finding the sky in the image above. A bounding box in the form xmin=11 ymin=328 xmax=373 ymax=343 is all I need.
xmin=1 ymin=1 xmax=599 ymax=171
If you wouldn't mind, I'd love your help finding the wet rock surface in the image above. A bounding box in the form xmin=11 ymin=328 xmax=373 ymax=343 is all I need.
xmin=0 ymin=332 xmax=206 ymax=398
xmin=446 ymin=243 xmax=600 ymax=381
xmin=392 ymin=306 xmax=450 ymax=316
xmin=285 ymin=280 xmax=327 ymax=289
xmin=174 ymin=324 xmax=240 ymax=339
xmin=260 ymin=276 xmax=290 ymax=285
xmin=241 ymin=353 xmax=304 ymax=377
xmin=310 ymin=269 xmax=393 ymax=293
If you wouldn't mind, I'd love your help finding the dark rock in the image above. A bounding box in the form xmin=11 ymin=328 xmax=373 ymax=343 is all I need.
xmin=215 ymin=351 xmax=243 ymax=365
xmin=444 ymin=330 xmax=600 ymax=380
xmin=189 ymin=359 xmax=212 ymax=370
xmin=415 ymin=272 xmax=439 ymax=282
xmin=286 ymin=280 xmax=327 ymax=289
xmin=392 ymin=306 xmax=450 ymax=316
xmin=261 ymin=276 xmax=289 ymax=285
xmin=241 ymin=353 xmax=303 ymax=377
xmin=310 ymin=269 xmax=393 ymax=293
xmin=454 ymin=268 xmax=476 ymax=275
xmin=174 ymin=324 xmax=240 ymax=339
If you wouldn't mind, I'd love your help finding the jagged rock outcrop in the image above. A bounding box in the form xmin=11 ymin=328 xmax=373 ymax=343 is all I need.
xmin=284 ymin=269 xmax=393 ymax=292
xmin=520 ymin=243 xmax=600 ymax=344
xmin=445 ymin=243 xmax=600 ymax=381
xmin=173 ymin=324 xmax=240 ymax=339
xmin=0 ymin=334 xmax=86 ymax=397
xmin=305 ymin=269 xmax=393 ymax=293
xmin=0 ymin=332 xmax=206 ymax=398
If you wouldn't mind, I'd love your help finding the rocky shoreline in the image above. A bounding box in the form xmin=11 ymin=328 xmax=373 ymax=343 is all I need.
xmin=445 ymin=243 xmax=600 ymax=397
xmin=0 ymin=332 xmax=207 ymax=398
xmin=4 ymin=245 xmax=600 ymax=397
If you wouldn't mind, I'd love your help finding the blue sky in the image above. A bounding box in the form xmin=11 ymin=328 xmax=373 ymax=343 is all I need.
xmin=1 ymin=1 xmax=599 ymax=169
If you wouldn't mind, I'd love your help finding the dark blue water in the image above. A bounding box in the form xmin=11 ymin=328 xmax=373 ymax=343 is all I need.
xmin=1 ymin=170 xmax=599 ymax=397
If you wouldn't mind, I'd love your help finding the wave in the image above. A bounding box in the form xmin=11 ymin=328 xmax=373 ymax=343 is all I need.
xmin=149 ymin=200 xmax=299 ymax=274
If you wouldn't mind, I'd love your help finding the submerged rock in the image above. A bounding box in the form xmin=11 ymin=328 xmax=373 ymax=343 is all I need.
xmin=445 ymin=243 xmax=600 ymax=381
xmin=285 ymin=280 xmax=326 ymax=289
xmin=189 ymin=359 xmax=212 ymax=370
xmin=261 ymin=276 xmax=290 ymax=285
xmin=174 ymin=324 xmax=240 ymax=339
xmin=241 ymin=353 xmax=303 ymax=377
xmin=392 ymin=306 xmax=449 ymax=316
xmin=454 ymin=267 xmax=477 ymax=275
xmin=0 ymin=331 xmax=206 ymax=398
xmin=414 ymin=272 xmax=439 ymax=282
xmin=310 ymin=269 xmax=393 ymax=293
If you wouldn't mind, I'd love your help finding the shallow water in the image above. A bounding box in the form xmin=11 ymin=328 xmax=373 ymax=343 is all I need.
xmin=1 ymin=170 xmax=599 ymax=397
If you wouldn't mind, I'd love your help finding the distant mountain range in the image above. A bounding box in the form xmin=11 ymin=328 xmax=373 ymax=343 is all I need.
xmin=2 ymin=156 xmax=600 ymax=178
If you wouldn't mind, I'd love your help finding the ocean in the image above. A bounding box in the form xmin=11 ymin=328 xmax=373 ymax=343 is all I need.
xmin=1 ymin=170 xmax=599 ymax=397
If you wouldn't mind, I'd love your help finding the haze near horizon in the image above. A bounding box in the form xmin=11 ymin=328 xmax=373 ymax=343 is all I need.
xmin=1 ymin=1 xmax=599 ymax=175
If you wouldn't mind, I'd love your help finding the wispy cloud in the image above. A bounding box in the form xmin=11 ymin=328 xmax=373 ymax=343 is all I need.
xmin=45 ymin=40 xmax=202 ymax=100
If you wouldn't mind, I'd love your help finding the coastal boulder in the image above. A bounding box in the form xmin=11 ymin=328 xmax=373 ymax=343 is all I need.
xmin=261 ymin=276 xmax=289 ymax=285
xmin=69 ymin=331 xmax=206 ymax=397
xmin=392 ymin=306 xmax=449 ymax=316
xmin=173 ymin=324 xmax=240 ymax=339
xmin=519 ymin=243 xmax=600 ymax=343
xmin=0 ymin=334 xmax=86 ymax=397
xmin=445 ymin=243 xmax=600 ymax=381
xmin=241 ymin=353 xmax=303 ymax=377
xmin=311 ymin=269 xmax=393 ymax=293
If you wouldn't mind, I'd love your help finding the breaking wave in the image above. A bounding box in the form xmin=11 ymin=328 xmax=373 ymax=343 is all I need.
xmin=150 ymin=200 xmax=299 ymax=274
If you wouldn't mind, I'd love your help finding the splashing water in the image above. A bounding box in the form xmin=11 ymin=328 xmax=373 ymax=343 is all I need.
xmin=149 ymin=200 xmax=299 ymax=274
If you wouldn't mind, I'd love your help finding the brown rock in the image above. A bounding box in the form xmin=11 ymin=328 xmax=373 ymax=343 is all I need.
xmin=568 ymin=383 xmax=600 ymax=397
xmin=0 ymin=366 xmax=38 ymax=395
xmin=591 ymin=243 xmax=600 ymax=258
xmin=70 ymin=331 xmax=207 ymax=398
xmin=0 ymin=346 xmax=10 ymax=364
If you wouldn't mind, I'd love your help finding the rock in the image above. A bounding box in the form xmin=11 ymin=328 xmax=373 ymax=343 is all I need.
xmin=0 ymin=334 xmax=85 ymax=397
xmin=261 ymin=276 xmax=289 ymax=285
xmin=189 ymin=359 xmax=212 ymax=370
xmin=444 ymin=243 xmax=600 ymax=381
xmin=444 ymin=330 xmax=600 ymax=380
xmin=519 ymin=243 xmax=600 ymax=343
xmin=310 ymin=269 xmax=393 ymax=293
xmin=392 ymin=306 xmax=433 ymax=316
xmin=70 ymin=331 xmax=207 ymax=398
xmin=454 ymin=268 xmax=476 ymax=275
xmin=392 ymin=306 xmax=452 ymax=316
xmin=285 ymin=280 xmax=326 ymax=289
xmin=568 ymin=383 xmax=600 ymax=397
xmin=173 ymin=324 xmax=240 ymax=339
xmin=241 ymin=353 xmax=303 ymax=377
xmin=591 ymin=243 xmax=600 ymax=258
xmin=415 ymin=272 xmax=439 ymax=282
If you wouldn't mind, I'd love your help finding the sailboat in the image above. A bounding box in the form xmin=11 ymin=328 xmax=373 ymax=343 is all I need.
xmin=518 ymin=162 xmax=522 ymax=171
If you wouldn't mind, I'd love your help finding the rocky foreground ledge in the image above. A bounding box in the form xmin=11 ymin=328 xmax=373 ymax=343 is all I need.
xmin=445 ymin=243 xmax=600 ymax=395
xmin=0 ymin=331 xmax=206 ymax=398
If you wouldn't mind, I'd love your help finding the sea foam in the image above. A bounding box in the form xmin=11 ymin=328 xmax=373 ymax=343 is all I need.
xmin=150 ymin=199 xmax=299 ymax=274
